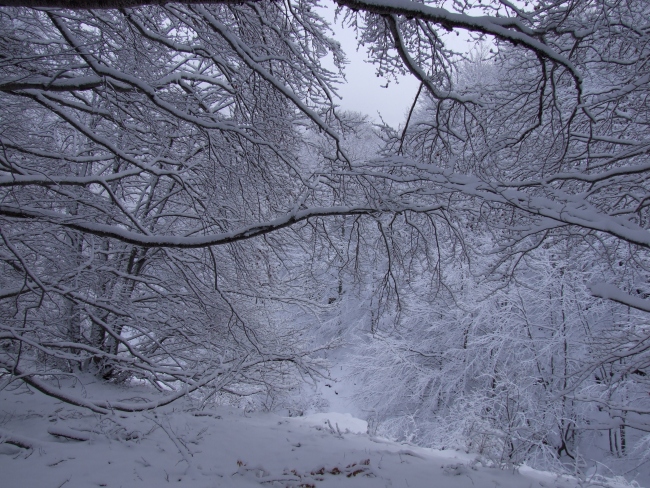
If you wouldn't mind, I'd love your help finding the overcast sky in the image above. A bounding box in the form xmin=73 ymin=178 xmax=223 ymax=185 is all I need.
xmin=318 ymin=3 xmax=477 ymax=128
xmin=318 ymin=7 xmax=420 ymax=128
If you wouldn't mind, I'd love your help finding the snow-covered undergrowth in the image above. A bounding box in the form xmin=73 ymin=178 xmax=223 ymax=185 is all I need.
xmin=0 ymin=379 xmax=642 ymax=488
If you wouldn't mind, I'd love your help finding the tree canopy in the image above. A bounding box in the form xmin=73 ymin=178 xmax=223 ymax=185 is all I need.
xmin=1 ymin=0 xmax=649 ymax=473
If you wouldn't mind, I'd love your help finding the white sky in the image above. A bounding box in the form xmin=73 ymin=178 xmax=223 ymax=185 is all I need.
xmin=318 ymin=2 xmax=478 ymax=128
xmin=319 ymin=6 xmax=420 ymax=128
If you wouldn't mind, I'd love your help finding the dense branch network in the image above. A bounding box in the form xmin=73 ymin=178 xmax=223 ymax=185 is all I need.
xmin=1 ymin=0 xmax=649 ymax=440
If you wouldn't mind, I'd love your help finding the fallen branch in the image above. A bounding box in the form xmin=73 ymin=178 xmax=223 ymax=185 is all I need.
xmin=47 ymin=426 xmax=94 ymax=442
xmin=0 ymin=427 xmax=44 ymax=450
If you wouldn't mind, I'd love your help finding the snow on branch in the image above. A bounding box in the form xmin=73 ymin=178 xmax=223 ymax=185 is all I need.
xmin=0 ymin=204 xmax=380 ymax=248
xmin=589 ymin=282 xmax=650 ymax=314
xmin=337 ymin=0 xmax=583 ymax=95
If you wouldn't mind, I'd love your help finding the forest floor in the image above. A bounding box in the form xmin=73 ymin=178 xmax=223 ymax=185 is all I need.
xmin=0 ymin=378 xmax=641 ymax=488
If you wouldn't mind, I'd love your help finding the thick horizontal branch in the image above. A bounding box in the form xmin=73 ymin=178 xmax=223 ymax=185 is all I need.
xmin=589 ymin=282 xmax=650 ymax=314
xmin=337 ymin=0 xmax=583 ymax=93
xmin=0 ymin=0 xmax=238 ymax=8
xmin=0 ymin=204 xmax=381 ymax=248
xmin=0 ymin=170 xmax=144 ymax=187
xmin=357 ymin=159 xmax=650 ymax=249
xmin=1 ymin=75 xmax=132 ymax=92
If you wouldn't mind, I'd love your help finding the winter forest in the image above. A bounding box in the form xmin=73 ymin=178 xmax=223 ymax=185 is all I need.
xmin=1 ymin=0 xmax=650 ymax=486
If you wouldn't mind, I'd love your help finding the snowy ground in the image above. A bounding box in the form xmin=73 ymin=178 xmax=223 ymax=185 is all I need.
xmin=0 ymin=380 xmax=641 ymax=488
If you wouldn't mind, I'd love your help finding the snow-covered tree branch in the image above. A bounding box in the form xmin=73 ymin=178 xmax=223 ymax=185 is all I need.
xmin=1 ymin=0 xmax=649 ymax=476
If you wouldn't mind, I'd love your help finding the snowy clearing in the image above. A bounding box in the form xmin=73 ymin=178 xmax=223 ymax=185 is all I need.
xmin=0 ymin=381 xmax=639 ymax=488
